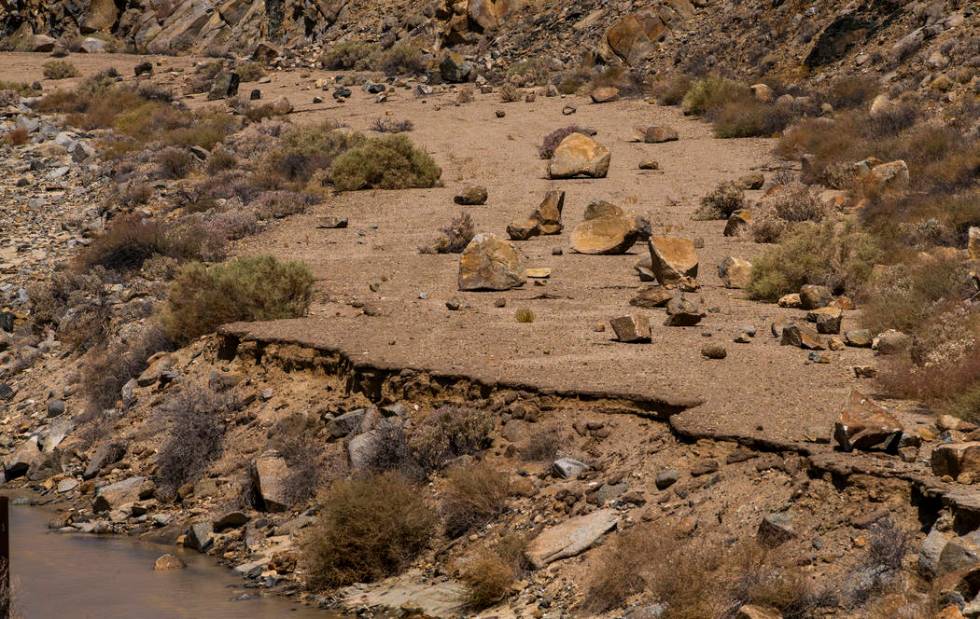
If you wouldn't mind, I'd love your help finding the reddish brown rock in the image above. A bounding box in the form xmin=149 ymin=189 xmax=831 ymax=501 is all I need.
xmin=833 ymin=390 xmax=903 ymax=452
xmin=648 ymin=236 xmax=699 ymax=285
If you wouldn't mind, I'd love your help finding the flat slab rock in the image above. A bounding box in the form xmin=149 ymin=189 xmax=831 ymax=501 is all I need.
xmin=525 ymin=508 xmax=619 ymax=568
xmin=340 ymin=570 xmax=467 ymax=617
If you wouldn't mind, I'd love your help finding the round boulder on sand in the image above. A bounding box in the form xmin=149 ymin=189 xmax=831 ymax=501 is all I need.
xmin=458 ymin=233 xmax=526 ymax=291
xmin=548 ymin=133 xmax=611 ymax=179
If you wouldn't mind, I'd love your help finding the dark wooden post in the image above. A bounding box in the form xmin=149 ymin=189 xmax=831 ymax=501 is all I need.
xmin=0 ymin=495 xmax=9 ymax=619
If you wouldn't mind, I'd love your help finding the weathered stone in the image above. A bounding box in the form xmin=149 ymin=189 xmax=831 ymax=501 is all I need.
xmin=639 ymin=159 xmax=660 ymax=170
xmin=807 ymin=307 xmax=843 ymax=334
xmin=758 ymin=512 xmax=795 ymax=547
xmin=47 ymin=399 xmax=66 ymax=418
xmin=328 ymin=409 xmax=367 ymax=438
xmin=701 ymin=343 xmax=727 ymax=359
xmin=154 ymin=554 xmax=186 ymax=570
xmin=4 ymin=437 xmax=42 ymax=480
xmin=718 ymin=256 xmax=752 ymax=289
xmin=833 ymin=390 xmax=903 ymax=453
xmin=507 ymin=218 xmax=541 ymax=241
xmin=591 ymin=86 xmax=620 ymax=103
xmin=799 ymin=284 xmax=832 ymax=309
xmin=610 ymin=314 xmax=652 ymax=343
xmin=454 ymin=185 xmax=488 ymax=205
xmin=777 ymin=293 xmax=802 ymax=308
xmin=208 ymin=72 xmax=240 ymax=101
xmin=93 ymin=476 xmax=149 ymax=512
xmin=604 ymin=13 xmax=666 ymax=65
xmin=969 ymin=227 xmax=980 ymax=260
xmin=655 ymin=469 xmax=680 ymax=489
xmin=78 ymin=37 xmax=107 ymax=54
xmin=317 ymin=216 xmax=348 ymax=229
xmin=635 ymin=125 xmax=678 ymax=143
xmin=648 ymin=236 xmax=699 ymax=286
xmin=252 ymin=450 xmax=290 ymax=512
xmin=874 ymin=329 xmax=911 ymax=355
xmin=629 ymin=287 xmax=673 ymax=308
xmin=553 ymin=457 xmax=589 ymax=479
xmin=458 ymin=233 xmax=526 ymax=290
xmin=938 ymin=530 xmax=980 ymax=575
xmin=664 ymin=295 xmax=704 ymax=326
xmin=780 ymin=324 xmax=825 ymax=350
xmin=737 ymin=605 xmax=782 ymax=619
xmin=584 ymin=201 xmax=623 ymax=221
xmin=548 ymin=133 xmax=610 ymax=179
xmin=185 ymin=521 xmax=214 ymax=552
xmin=738 ymin=173 xmax=766 ymax=189
xmin=844 ymin=329 xmax=873 ymax=347
xmin=533 ymin=190 xmax=564 ymax=234
xmin=571 ymin=215 xmax=639 ymax=255
xmin=83 ymin=442 xmax=126 ymax=480
xmin=525 ymin=508 xmax=618 ymax=568
xmin=214 ymin=510 xmax=250 ymax=532
xmin=724 ymin=209 xmax=752 ymax=237
xmin=251 ymin=41 xmax=281 ymax=63
xmin=440 ymin=52 xmax=471 ymax=83
xmin=865 ymin=160 xmax=910 ymax=194
xmin=932 ymin=443 xmax=980 ymax=480
xmin=919 ymin=527 xmax=951 ymax=577
xmin=81 ymin=0 xmax=119 ymax=33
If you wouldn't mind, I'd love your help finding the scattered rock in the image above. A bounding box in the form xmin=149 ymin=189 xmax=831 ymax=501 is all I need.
xmin=807 ymin=307 xmax=843 ymax=334
xmin=701 ymin=343 xmax=727 ymax=359
xmin=629 ymin=286 xmax=673 ymax=308
xmin=571 ymin=211 xmax=641 ymax=255
xmin=154 ymin=554 xmax=186 ymax=571
xmin=799 ymin=285 xmax=832 ymax=310
xmin=664 ymin=295 xmax=704 ymax=326
xmin=932 ymin=442 xmax=980 ymax=480
xmin=874 ymin=329 xmax=911 ymax=355
xmin=844 ymin=329 xmax=873 ymax=347
xmin=458 ymin=233 xmax=526 ymax=291
xmin=317 ymin=216 xmax=348 ymax=229
xmin=454 ymin=185 xmax=488 ymax=205
xmin=724 ymin=209 xmax=752 ymax=237
xmin=633 ymin=125 xmax=678 ymax=143
xmin=252 ymin=450 xmax=290 ymax=512
xmin=93 ymin=476 xmax=150 ymax=512
xmin=648 ymin=236 xmax=699 ymax=286
xmin=758 ymin=512 xmax=795 ymax=547
xmin=525 ymin=508 xmax=619 ymax=568
xmin=639 ymin=159 xmax=660 ymax=170
xmin=548 ymin=133 xmax=610 ymax=179
xmin=833 ymin=390 xmax=903 ymax=453
xmin=718 ymin=256 xmax=752 ymax=289
xmin=655 ymin=469 xmax=680 ymax=490
xmin=207 ymin=71 xmax=240 ymax=101
xmin=590 ymin=86 xmax=620 ymax=103
xmin=780 ymin=323 xmax=825 ymax=350
xmin=610 ymin=314 xmax=652 ymax=343
xmin=553 ymin=457 xmax=589 ymax=479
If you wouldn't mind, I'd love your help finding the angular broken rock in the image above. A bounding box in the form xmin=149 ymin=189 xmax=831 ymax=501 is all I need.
xmin=591 ymin=86 xmax=620 ymax=103
xmin=571 ymin=215 xmax=639 ymax=255
xmin=506 ymin=217 xmax=541 ymax=241
xmin=799 ymin=284 xmax=832 ymax=310
xmin=610 ymin=314 xmax=651 ymax=343
xmin=633 ymin=125 xmax=678 ymax=143
xmin=553 ymin=457 xmax=589 ymax=479
xmin=807 ymin=306 xmax=843 ymax=334
xmin=738 ymin=173 xmax=766 ymax=190
xmin=864 ymin=160 xmax=910 ymax=194
xmin=718 ymin=256 xmax=752 ymax=289
xmin=780 ymin=323 xmax=825 ymax=350
xmin=584 ymin=201 xmax=623 ymax=221
xmin=458 ymin=233 xmax=526 ymax=291
xmin=844 ymin=329 xmax=873 ymax=347
xmin=208 ymin=71 xmax=240 ymax=101
xmin=758 ymin=512 xmax=795 ymax=547
xmin=84 ymin=441 xmax=126 ymax=480
xmin=93 ymin=476 xmax=150 ymax=512
xmin=648 ymin=236 xmax=699 ymax=286
xmin=4 ymin=437 xmax=43 ymax=480
xmin=185 ymin=521 xmax=214 ymax=552
xmin=931 ymin=442 xmax=980 ymax=480
xmin=629 ymin=286 xmax=673 ymax=308
xmin=525 ymin=508 xmax=618 ymax=568
xmin=252 ymin=450 xmax=290 ymax=512
xmin=317 ymin=216 xmax=348 ymax=229
xmin=548 ymin=133 xmax=611 ymax=179
xmin=454 ymin=185 xmax=488 ymax=205
xmin=533 ymin=190 xmax=565 ymax=235
xmin=664 ymin=295 xmax=705 ymax=327
xmin=833 ymin=390 xmax=903 ymax=453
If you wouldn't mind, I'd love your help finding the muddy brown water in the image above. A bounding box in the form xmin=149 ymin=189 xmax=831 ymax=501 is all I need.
xmin=7 ymin=502 xmax=340 ymax=618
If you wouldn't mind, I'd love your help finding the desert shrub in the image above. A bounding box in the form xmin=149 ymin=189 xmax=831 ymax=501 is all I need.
xmin=235 ymin=61 xmax=265 ymax=82
xmin=252 ymin=190 xmax=318 ymax=219
xmin=653 ymin=73 xmax=693 ymax=105
xmin=371 ymin=117 xmax=414 ymax=133
xmin=155 ymin=146 xmax=195 ymax=179
xmin=0 ymin=80 xmax=38 ymax=96
xmin=860 ymin=254 xmax=972 ymax=335
xmin=163 ymin=255 xmax=314 ymax=343
xmin=136 ymin=81 xmax=173 ymax=103
xmin=319 ymin=41 xmax=380 ymax=70
xmin=410 ymin=406 xmax=494 ymax=474
xmin=268 ymin=414 xmax=322 ymax=504
xmin=429 ymin=212 xmax=474 ymax=254
xmin=521 ymin=426 xmax=563 ymax=461
xmin=3 ymin=127 xmax=29 ymax=146
xmin=81 ymin=324 xmax=173 ymax=414
xmin=712 ymin=99 xmax=795 ymax=138
xmin=329 ymin=134 xmax=441 ymax=191
xmin=206 ymin=146 xmax=237 ymax=174
xmin=557 ymin=71 xmax=589 ymax=95
xmin=823 ymin=75 xmax=879 ymax=110
xmin=539 ymin=125 xmax=591 ymax=159
xmin=42 ymin=60 xmax=79 ymax=80
xmin=378 ymin=42 xmax=427 ymax=76
xmin=118 ymin=181 xmax=153 ymax=207
xmin=365 ymin=419 xmax=419 ymax=477
xmin=694 ymin=181 xmax=744 ymax=220
xmin=750 ymin=182 xmax=829 ymax=242
xmin=302 ymin=472 xmax=437 ymax=589
xmin=499 ymin=84 xmax=521 ymax=103
xmin=461 ymin=549 xmax=516 ymax=609
xmin=77 ymin=214 xmax=209 ymax=272
xmin=154 ymin=385 xmax=228 ymax=497
xmin=506 ymin=58 xmax=552 ymax=86
xmin=748 ymin=221 xmax=881 ymax=301
xmin=441 ymin=461 xmax=509 ymax=538
xmin=262 ymin=121 xmax=357 ymax=185
xmin=28 ymin=267 xmax=115 ymax=351
xmin=515 ymin=308 xmax=535 ymax=323
xmin=682 ymin=75 xmax=750 ymax=116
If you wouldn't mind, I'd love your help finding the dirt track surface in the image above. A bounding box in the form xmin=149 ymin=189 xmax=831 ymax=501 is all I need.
xmin=1 ymin=53 xmax=896 ymax=445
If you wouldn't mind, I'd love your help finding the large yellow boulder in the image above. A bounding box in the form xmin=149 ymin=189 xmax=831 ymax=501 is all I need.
xmin=548 ymin=133 xmax=610 ymax=179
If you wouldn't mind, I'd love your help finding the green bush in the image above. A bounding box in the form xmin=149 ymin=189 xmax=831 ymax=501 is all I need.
xmin=262 ymin=121 xmax=357 ymax=185
xmin=748 ymin=221 xmax=881 ymax=301
xmin=330 ymin=134 xmax=441 ymax=191
xmin=377 ymin=42 xmax=427 ymax=76
xmin=42 ymin=60 xmax=79 ymax=80
xmin=319 ymin=41 xmax=380 ymax=70
xmin=163 ymin=256 xmax=314 ymax=343
xmin=302 ymin=472 xmax=437 ymax=589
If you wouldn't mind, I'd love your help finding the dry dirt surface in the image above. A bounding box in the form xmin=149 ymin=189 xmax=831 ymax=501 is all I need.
xmin=0 ymin=52 xmax=919 ymax=447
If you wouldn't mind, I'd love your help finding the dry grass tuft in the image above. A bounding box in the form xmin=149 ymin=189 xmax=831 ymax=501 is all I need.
xmin=441 ymin=461 xmax=509 ymax=538
xmin=42 ymin=60 xmax=79 ymax=80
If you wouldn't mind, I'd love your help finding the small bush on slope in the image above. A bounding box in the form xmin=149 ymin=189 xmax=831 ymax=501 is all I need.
xmin=330 ymin=134 xmax=441 ymax=191
xmin=163 ymin=255 xmax=314 ymax=343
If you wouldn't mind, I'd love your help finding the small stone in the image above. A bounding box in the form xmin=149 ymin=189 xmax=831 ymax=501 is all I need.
xmin=454 ymin=185 xmax=488 ymax=206
xmin=833 ymin=390 xmax=903 ymax=452
xmin=495 ymin=110 xmax=505 ymax=118
xmin=154 ymin=554 xmax=186 ymax=571
xmin=701 ymin=343 xmax=727 ymax=359
xmin=655 ymin=469 xmax=680 ymax=490
xmin=639 ymin=160 xmax=660 ymax=170
xmin=610 ymin=314 xmax=651 ymax=343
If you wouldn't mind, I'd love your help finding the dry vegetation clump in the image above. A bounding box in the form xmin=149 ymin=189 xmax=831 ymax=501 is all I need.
xmin=539 ymin=125 xmax=592 ymax=159
xmin=425 ymin=212 xmax=474 ymax=254
xmin=76 ymin=214 xmax=213 ymax=272
xmin=42 ymin=60 xmax=79 ymax=80
xmin=376 ymin=42 xmax=428 ymax=76
xmin=521 ymin=426 xmax=564 ymax=461
xmin=155 ymin=146 xmax=196 ymax=179
xmin=750 ymin=181 xmax=829 ymax=243
xmin=2 ymin=127 xmax=29 ymax=146
xmin=748 ymin=221 xmax=881 ymax=301
xmin=0 ymin=80 xmax=39 ymax=96
xmin=409 ymin=406 xmax=495 ymax=475
xmin=260 ymin=120 xmax=356 ymax=188
xmin=329 ymin=134 xmax=441 ymax=191
xmin=27 ymin=267 xmax=114 ymax=351
xmin=268 ymin=414 xmax=324 ymax=505
xmin=514 ymin=308 xmax=535 ymax=323
xmin=499 ymin=84 xmax=521 ymax=103
xmin=712 ymin=98 xmax=796 ymax=138
xmin=459 ymin=534 xmax=529 ymax=609
xmin=652 ymin=73 xmax=693 ymax=105
xmin=154 ymin=384 xmax=229 ymax=498
xmin=251 ymin=190 xmax=318 ymax=219
xmin=371 ymin=117 xmax=414 ymax=133
xmin=506 ymin=58 xmax=553 ymax=87
xmin=319 ymin=41 xmax=381 ymax=70
xmin=205 ymin=146 xmax=237 ymax=174
xmin=821 ymin=75 xmax=880 ymax=110
xmin=234 ymin=61 xmax=266 ymax=82
xmin=80 ymin=324 xmax=173 ymax=415
xmin=681 ymin=75 xmax=751 ymax=116
xmin=162 ymin=255 xmax=314 ymax=344
xmin=441 ymin=460 xmax=509 ymax=538
xmin=302 ymin=472 xmax=437 ymax=589
xmin=695 ymin=180 xmax=745 ymax=220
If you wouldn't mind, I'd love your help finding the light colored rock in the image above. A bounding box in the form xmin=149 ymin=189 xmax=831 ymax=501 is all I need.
xmin=874 ymin=329 xmax=911 ymax=355
xmin=548 ymin=133 xmax=610 ymax=179
xmin=454 ymin=185 xmax=488 ymax=205
xmin=737 ymin=605 xmax=782 ymax=619
xmin=591 ymin=86 xmax=620 ymax=103
xmin=571 ymin=215 xmax=639 ymax=255
xmin=932 ymin=442 xmax=980 ymax=480
xmin=458 ymin=233 xmax=526 ymax=290
xmin=252 ymin=450 xmax=290 ymax=512
xmin=610 ymin=314 xmax=651 ymax=343
xmin=648 ymin=236 xmax=699 ymax=286
xmin=780 ymin=323 xmax=825 ymax=350
xmin=833 ymin=390 xmax=903 ymax=453
xmin=525 ymin=508 xmax=619 ymax=568
xmin=533 ymin=190 xmax=565 ymax=235
xmin=629 ymin=287 xmax=673 ymax=308
xmin=93 ymin=476 xmax=148 ymax=512
xmin=604 ymin=13 xmax=666 ymax=65
xmin=664 ymin=294 xmax=704 ymax=326
xmin=807 ymin=307 xmax=843 ymax=334
xmin=633 ymin=125 xmax=678 ymax=143
xmin=154 ymin=553 xmax=186 ymax=571
xmin=799 ymin=284 xmax=832 ymax=309
xmin=968 ymin=227 xmax=979 ymax=260
xmin=718 ymin=256 xmax=752 ymax=289
xmin=777 ymin=293 xmax=802 ymax=308
xmin=553 ymin=458 xmax=589 ymax=479
xmin=865 ymin=160 xmax=910 ymax=193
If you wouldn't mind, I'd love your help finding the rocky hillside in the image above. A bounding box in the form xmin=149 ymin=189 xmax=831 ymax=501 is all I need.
xmin=3 ymin=0 xmax=977 ymax=105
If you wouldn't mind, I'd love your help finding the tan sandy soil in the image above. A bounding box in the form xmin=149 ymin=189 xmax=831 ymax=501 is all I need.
xmin=1 ymin=53 xmax=914 ymax=447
